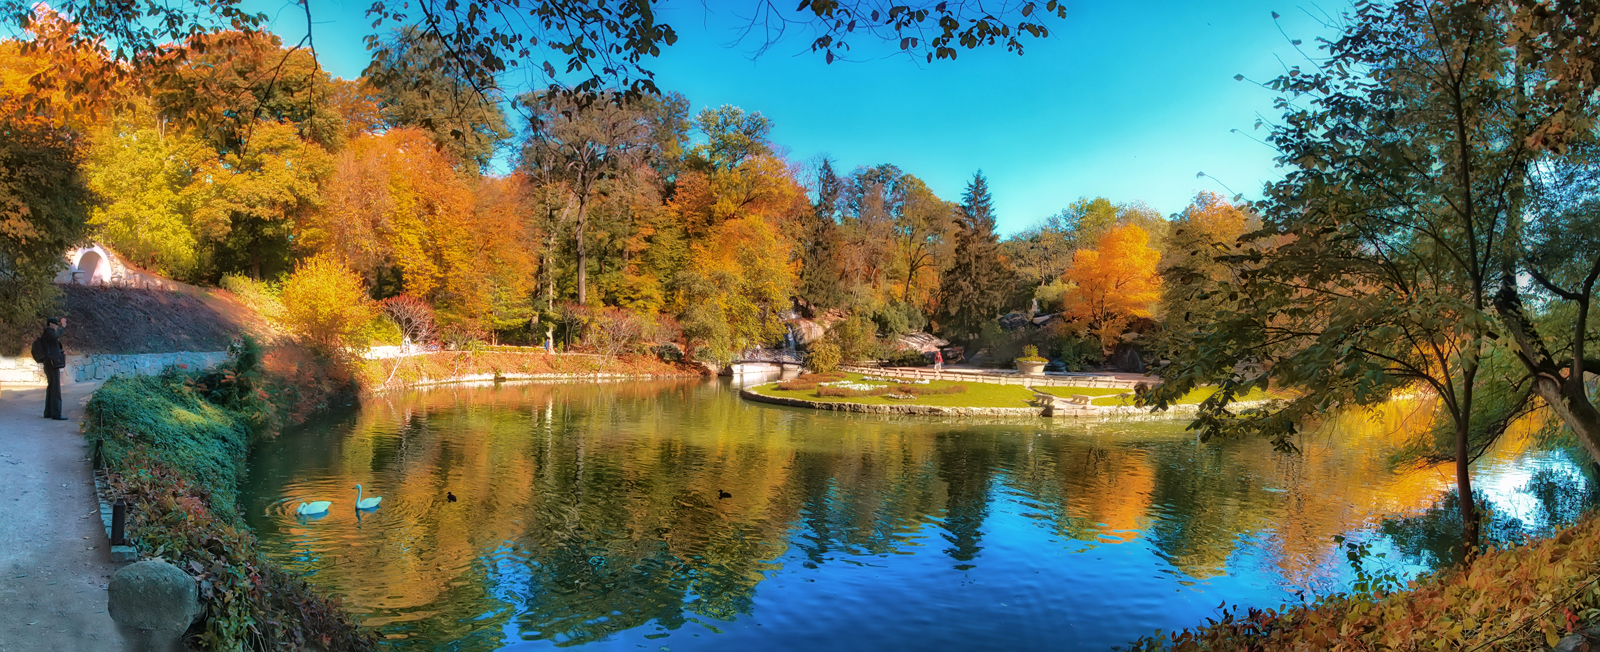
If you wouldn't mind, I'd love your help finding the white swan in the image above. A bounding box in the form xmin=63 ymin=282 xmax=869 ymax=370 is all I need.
xmin=354 ymin=484 xmax=383 ymax=510
xmin=296 ymin=501 xmax=331 ymax=515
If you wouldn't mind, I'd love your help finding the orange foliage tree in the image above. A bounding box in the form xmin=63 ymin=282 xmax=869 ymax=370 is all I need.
xmin=306 ymin=128 xmax=538 ymax=332
xmin=1061 ymin=224 xmax=1162 ymax=349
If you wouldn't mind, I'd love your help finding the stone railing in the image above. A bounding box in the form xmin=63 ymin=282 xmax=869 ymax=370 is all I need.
xmin=0 ymin=350 xmax=228 ymax=386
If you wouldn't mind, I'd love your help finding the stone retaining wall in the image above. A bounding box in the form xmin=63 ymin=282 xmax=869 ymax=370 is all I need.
xmin=0 ymin=351 xmax=228 ymax=386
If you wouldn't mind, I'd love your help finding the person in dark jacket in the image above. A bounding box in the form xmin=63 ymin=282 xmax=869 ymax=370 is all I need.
xmin=40 ymin=317 xmax=66 ymax=420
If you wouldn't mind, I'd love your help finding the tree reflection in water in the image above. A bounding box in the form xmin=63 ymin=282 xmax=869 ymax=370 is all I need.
xmin=241 ymin=380 xmax=1594 ymax=651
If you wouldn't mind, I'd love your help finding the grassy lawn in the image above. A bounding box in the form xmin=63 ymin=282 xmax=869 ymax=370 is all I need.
xmin=1034 ymin=386 xmax=1133 ymax=399
xmin=749 ymin=373 xmax=1038 ymax=408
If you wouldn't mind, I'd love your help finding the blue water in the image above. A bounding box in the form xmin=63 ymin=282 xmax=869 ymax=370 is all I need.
xmin=239 ymin=379 xmax=1595 ymax=650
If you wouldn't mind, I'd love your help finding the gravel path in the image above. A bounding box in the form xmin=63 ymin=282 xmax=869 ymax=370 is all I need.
xmin=0 ymin=380 xmax=122 ymax=652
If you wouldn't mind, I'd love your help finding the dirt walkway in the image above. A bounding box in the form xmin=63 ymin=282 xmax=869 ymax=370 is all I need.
xmin=0 ymin=380 xmax=122 ymax=652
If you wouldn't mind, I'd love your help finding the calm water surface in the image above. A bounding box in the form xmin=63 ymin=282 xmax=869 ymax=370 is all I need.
xmin=240 ymin=378 xmax=1596 ymax=651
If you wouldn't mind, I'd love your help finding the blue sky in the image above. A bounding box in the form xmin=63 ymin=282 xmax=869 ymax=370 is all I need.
xmin=256 ymin=0 xmax=1337 ymax=235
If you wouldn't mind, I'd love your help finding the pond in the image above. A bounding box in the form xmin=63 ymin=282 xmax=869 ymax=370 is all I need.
xmin=240 ymin=378 xmax=1597 ymax=651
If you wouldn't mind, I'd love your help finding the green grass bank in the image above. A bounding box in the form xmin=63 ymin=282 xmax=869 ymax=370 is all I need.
xmin=86 ymin=343 xmax=377 ymax=651
xmin=747 ymin=372 xmax=1039 ymax=408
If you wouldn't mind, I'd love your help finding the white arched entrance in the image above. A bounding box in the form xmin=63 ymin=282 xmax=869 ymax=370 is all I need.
xmin=59 ymin=244 xmax=117 ymax=285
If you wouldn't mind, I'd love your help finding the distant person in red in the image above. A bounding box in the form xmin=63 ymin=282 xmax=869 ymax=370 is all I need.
xmin=934 ymin=349 xmax=944 ymax=373
xmin=32 ymin=317 xmax=67 ymax=420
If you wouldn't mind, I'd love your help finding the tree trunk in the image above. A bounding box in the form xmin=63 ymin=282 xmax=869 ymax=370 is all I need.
xmin=1454 ymin=417 xmax=1478 ymax=556
xmin=576 ymin=192 xmax=589 ymax=305
xmin=1497 ymin=283 xmax=1600 ymax=467
xmin=1532 ymin=376 xmax=1600 ymax=469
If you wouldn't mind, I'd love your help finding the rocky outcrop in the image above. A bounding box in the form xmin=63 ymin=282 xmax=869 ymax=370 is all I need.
xmin=787 ymin=308 xmax=850 ymax=345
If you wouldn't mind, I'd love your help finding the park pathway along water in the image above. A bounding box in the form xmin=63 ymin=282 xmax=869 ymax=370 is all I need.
xmin=0 ymin=381 xmax=121 ymax=652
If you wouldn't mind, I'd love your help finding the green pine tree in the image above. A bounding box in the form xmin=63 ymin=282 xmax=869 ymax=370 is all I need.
xmin=937 ymin=171 xmax=1014 ymax=341
xmin=798 ymin=158 xmax=847 ymax=312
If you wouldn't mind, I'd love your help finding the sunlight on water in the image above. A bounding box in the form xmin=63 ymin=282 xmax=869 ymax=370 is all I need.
xmin=240 ymin=379 xmax=1596 ymax=651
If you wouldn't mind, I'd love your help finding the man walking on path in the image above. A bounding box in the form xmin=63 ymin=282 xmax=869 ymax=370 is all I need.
xmin=38 ymin=317 xmax=67 ymax=420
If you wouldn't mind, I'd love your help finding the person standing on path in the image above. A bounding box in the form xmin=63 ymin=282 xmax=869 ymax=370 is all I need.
xmin=38 ymin=317 xmax=67 ymax=420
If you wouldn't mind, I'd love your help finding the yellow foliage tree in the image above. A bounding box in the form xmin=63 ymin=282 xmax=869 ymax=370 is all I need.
xmin=280 ymin=255 xmax=377 ymax=354
xmin=667 ymin=156 xmax=808 ymax=363
xmin=1062 ymin=224 xmax=1162 ymax=350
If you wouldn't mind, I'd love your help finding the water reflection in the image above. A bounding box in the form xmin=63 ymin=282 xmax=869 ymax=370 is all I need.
xmin=241 ymin=380 xmax=1594 ymax=651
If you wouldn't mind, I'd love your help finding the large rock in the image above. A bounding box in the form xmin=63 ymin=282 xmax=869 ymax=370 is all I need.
xmin=108 ymin=559 xmax=202 ymax=652
xmin=787 ymin=308 xmax=851 ymax=345
xmin=891 ymin=332 xmax=948 ymax=354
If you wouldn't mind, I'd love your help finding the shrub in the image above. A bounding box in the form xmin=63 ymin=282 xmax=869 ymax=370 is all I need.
xmin=437 ymin=322 xmax=488 ymax=350
xmin=1055 ymin=336 xmax=1104 ymax=371
xmin=903 ymin=383 xmax=966 ymax=395
xmin=775 ymin=373 xmax=845 ymax=391
xmin=280 ymin=256 xmax=376 ymax=355
xmin=187 ymin=335 xmax=277 ymax=434
xmin=586 ymin=308 xmax=648 ymax=357
xmin=817 ymin=384 xmax=893 ymax=398
xmin=808 ymin=340 xmax=842 ymax=373
xmin=883 ymin=348 xmax=930 ymax=367
xmin=1016 ymin=344 xmax=1048 ymax=364
xmin=1126 ymin=514 xmax=1600 ymax=651
xmin=812 ymin=383 xmax=966 ymax=398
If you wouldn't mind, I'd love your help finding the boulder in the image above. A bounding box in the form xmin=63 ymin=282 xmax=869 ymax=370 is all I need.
xmin=107 ymin=559 xmax=203 ymax=652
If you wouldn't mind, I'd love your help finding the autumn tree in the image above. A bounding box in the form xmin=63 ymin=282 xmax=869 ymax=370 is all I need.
xmin=307 ymin=128 xmax=535 ymax=331
xmin=890 ymin=175 xmax=955 ymax=305
xmin=835 ymin=164 xmax=899 ymax=303
xmin=0 ymin=30 xmax=96 ymax=344
xmin=380 ymin=295 xmax=437 ymax=348
xmin=189 ymin=121 xmax=330 ymax=279
xmin=1158 ymin=192 xmax=1253 ymax=331
xmin=83 ymin=101 xmax=211 ymax=279
xmin=0 ymin=113 xmax=92 ymax=347
xmin=1146 ymin=0 xmax=1583 ymax=551
xmin=1003 ymin=210 xmax=1077 ymax=295
xmin=1004 ymin=196 xmax=1168 ymax=308
xmin=521 ymin=91 xmax=653 ymax=305
xmin=280 ymin=255 xmax=377 ymax=354
xmin=669 ymin=155 xmax=809 ymax=364
xmin=688 ymin=105 xmax=772 ymax=172
xmin=364 ymin=26 xmax=512 ymax=171
xmin=136 ymin=31 xmax=341 ymax=279
xmin=23 ymin=0 xmax=1066 ymax=100
xmin=936 ymin=171 xmax=1013 ymax=341
xmin=1061 ymin=224 xmax=1161 ymax=350
xmin=150 ymin=30 xmax=344 ymax=155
